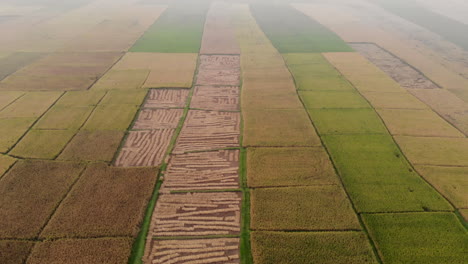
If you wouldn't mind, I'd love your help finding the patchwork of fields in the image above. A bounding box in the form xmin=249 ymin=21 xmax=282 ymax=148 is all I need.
xmin=0 ymin=0 xmax=466 ymax=263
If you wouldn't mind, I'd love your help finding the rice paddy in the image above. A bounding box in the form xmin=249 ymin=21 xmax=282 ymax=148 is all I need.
xmin=0 ymin=0 xmax=466 ymax=263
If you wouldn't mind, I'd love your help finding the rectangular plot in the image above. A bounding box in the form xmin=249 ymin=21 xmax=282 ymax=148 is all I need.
xmin=322 ymin=134 xmax=453 ymax=213
xmin=247 ymin=147 xmax=338 ymax=187
xmin=145 ymin=89 xmax=190 ymax=108
xmin=115 ymin=129 xmax=175 ymax=167
xmin=173 ymin=110 xmax=240 ymax=154
xmin=0 ymin=240 xmax=35 ymax=264
xmin=300 ymin=91 xmax=370 ymax=109
xmin=241 ymin=87 xmax=303 ymax=110
xmin=0 ymin=52 xmax=122 ymax=91
xmin=40 ymin=163 xmax=157 ymax=238
xmin=395 ymin=136 xmax=468 ymax=166
xmin=0 ymin=117 xmax=35 ymax=153
xmin=377 ymin=109 xmax=464 ymax=137
xmin=34 ymin=106 xmax=93 ymax=130
xmin=10 ymin=130 xmax=75 ymax=159
xmin=0 ymin=52 xmax=44 ymax=81
xmin=58 ymin=130 xmax=124 ymax=162
xmin=362 ymin=212 xmax=467 ymax=264
xmin=133 ymin=109 xmax=184 ymax=130
xmin=99 ymin=90 xmax=148 ymax=105
xmin=82 ymin=104 xmax=138 ymax=131
xmin=146 ymin=238 xmax=240 ymax=264
xmin=0 ymin=91 xmax=24 ymax=110
xmin=150 ymin=192 xmax=241 ymax=237
xmin=252 ymin=231 xmax=377 ymax=264
xmin=308 ymin=108 xmax=388 ymax=135
xmin=91 ymin=69 xmax=149 ymax=90
xmin=27 ymin=238 xmax=133 ymax=264
xmin=243 ymin=109 xmax=321 ymax=147
xmin=196 ymin=55 xmax=241 ymax=86
xmin=361 ymin=91 xmax=428 ymax=109
xmin=161 ymin=150 xmax=240 ymax=193
xmin=54 ymin=90 xmax=106 ymax=107
xmin=0 ymin=92 xmax=62 ymax=118
xmin=190 ymin=85 xmax=239 ymax=111
xmin=0 ymin=160 xmax=84 ymax=239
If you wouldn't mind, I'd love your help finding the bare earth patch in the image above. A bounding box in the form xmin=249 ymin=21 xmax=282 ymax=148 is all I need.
xmin=144 ymin=89 xmax=190 ymax=108
xmin=133 ymin=109 xmax=184 ymax=130
xmin=196 ymin=55 xmax=241 ymax=86
xmin=191 ymin=85 xmax=240 ymax=111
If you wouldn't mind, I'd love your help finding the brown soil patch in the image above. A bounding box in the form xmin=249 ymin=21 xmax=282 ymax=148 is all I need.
xmin=200 ymin=2 xmax=240 ymax=54
xmin=133 ymin=109 xmax=184 ymax=130
xmin=0 ymin=240 xmax=35 ymax=264
xmin=0 ymin=52 xmax=122 ymax=91
xmin=191 ymin=85 xmax=240 ymax=111
xmin=27 ymin=238 xmax=133 ymax=264
xmin=196 ymin=55 xmax=241 ymax=86
xmin=146 ymin=238 xmax=240 ymax=264
xmin=40 ymin=163 xmax=158 ymax=238
xmin=173 ymin=110 xmax=240 ymax=154
xmin=0 ymin=160 xmax=84 ymax=239
xmin=161 ymin=150 xmax=240 ymax=193
xmin=150 ymin=192 xmax=242 ymax=237
xmin=350 ymin=43 xmax=439 ymax=89
xmin=145 ymin=89 xmax=190 ymax=108
xmin=115 ymin=129 xmax=175 ymax=167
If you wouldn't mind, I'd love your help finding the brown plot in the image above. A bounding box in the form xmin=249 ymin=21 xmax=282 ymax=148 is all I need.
xmin=144 ymin=89 xmax=190 ymax=108
xmin=196 ymin=55 xmax=241 ymax=86
xmin=133 ymin=109 xmax=184 ymax=130
xmin=190 ymin=85 xmax=240 ymax=111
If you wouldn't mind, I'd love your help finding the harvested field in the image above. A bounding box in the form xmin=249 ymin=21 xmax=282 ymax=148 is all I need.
xmin=34 ymin=106 xmax=93 ymax=130
xmin=0 ymin=91 xmax=24 ymax=110
xmin=145 ymin=89 xmax=190 ymax=108
xmin=242 ymin=109 xmax=321 ymax=147
xmin=415 ymin=165 xmax=468 ymax=209
xmin=55 ymin=90 xmax=106 ymax=107
xmin=360 ymin=91 xmax=428 ymax=109
xmin=350 ymin=43 xmax=440 ymax=89
xmin=0 ymin=155 xmax=15 ymax=177
xmin=377 ymin=109 xmax=464 ymax=137
xmin=0 ymin=52 xmax=44 ymax=81
xmin=395 ymin=136 xmax=468 ymax=167
xmin=362 ymin=212 xmax=468 ymax=264
xmin=200 ymin=2 xmax=240 ymax=54
xmin=112 ymin=52 xmax=198 ymax=88
xmin=0 ymin=117 xmax=35 ymax=153
xmin=307 ymin=108 xmax=387 ymax=135
xmin=0 ymin=91 xmax=62 ymax=118
xmin=149 ymin=192 xmax=242 ymax=237
xmin=322 ymin=134 xmax=452 ymax=213
xmin=247 ymin=147 xmax=338 ymax=187
xmin=41 ymin=163 xmax=157 ymax=238
xmin=0 ymin=240 xmax=35 ymax=264
xmin=251 ymin=4 xmax=352 ymax=53
xmin=91 ymin=69 xmax=149 ymax=90
xmin=299 ymin=91 xmax=370 ymax=109
xmin=0 ymin=160 xmax=84 ymax=239
xmin=58 ymin=130 xmax=124 ymax=162
xmin=146 ymin=238 xmax=240 ymax=264
xmin=27 ymin=238 xmax=133 ymax=264
xmin=115 ymin=129 xmax=175 ymax=167
xmin=161 ymin=150 xmax=240 ymax=193
xmin=82 ymin=104 xmax=138 ymax=131
xmin=251 ymin=231 xmax=377 ymax=264
xmin=0 ymin=52 xmax=122 ymax=91
xmin=10 ymin=130 xmax=75 ymax=159
xmin=196 ymin=55 xmax=241 ymax=86
xmin=173 ymin=110 xmax=240 ymax=154
xmin=251 ymin=186 xmax=360 ymax=230
xmin=100 ymin=90 xmax=147 ymax=106
xmin=133 ymin=109 xmax=184 ymax=130
xmin=190 ymin=85 xmax=239 ymax=111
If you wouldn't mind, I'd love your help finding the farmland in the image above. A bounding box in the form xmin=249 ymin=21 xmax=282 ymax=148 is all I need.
xmin=0 ymin=0 xmax=467 ymax=263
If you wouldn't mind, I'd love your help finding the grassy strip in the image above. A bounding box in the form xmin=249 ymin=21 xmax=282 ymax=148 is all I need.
xmin=239 ymin=148 xmax=253 ymax=264
xmin=250 ymin=3 xmax=352 ymax=53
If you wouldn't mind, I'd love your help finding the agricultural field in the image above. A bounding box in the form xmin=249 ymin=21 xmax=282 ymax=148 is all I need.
xmin=0 ymin=0 xmax=467 ymax=264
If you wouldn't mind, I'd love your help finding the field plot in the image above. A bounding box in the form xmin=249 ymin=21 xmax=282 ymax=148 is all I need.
xmin=133 ymin=109 xmax=184 ymax=130
xmin=0 ymin=154 xmax=15 ymax=177
xmin=149 ymin=192 xmax=241 ymax=237
xmin=34 ymin=106 xmax=93 ymax=130
xmin=130 ymin=0 xmax=209 ymax=53
xmin=251 ymin=231 xmax=377 ymax=264
xmin=82 ymin=104 xmax=138 ymax=131
xmin=360 ymin=91 xmax=428 ymax=110
xmin=91 ymin=69 xmax=149 ymax=90
xmin=363 ymin=212 xmax=468 ymax=263
xmin=196 ymin=55 xmax=241 ymax=86
xmin=200 ymin=2 xmax=240 ymax=54
xmin=27 ymin=238 xmax=133 ymax=264
xmin=191 ymin=85 xmax=239 ymax=111
xmin=110 ymin=52 xmax=198 ymax=88
xmin=161 ymin=150 xmax=240 ymax=193
xmin=146 ymin=238 xmax=240 ymax=264
xmin=115 ymin=129 xmax=175 ymax=167
xmin=0 ymin=91 xmax=62 ymax=118
xmin=54 ymin=90 xmax=106 ymax=107
xmin=0 ymin=52 xmax=122 ymax=91
xmin=100 ymin=90 xmax=148 ymax=106
xmin=251 ymin=3 xmax=352 ymax=53
xmin=144 ymin=89 xmax=190 ymax=108
xmin=0 ymin=52 xmax=44 ymax=81
xmin=9 ymin=129 xmax=75 ymax=159
xmin=300 ymin=91 xmax=370 ymax=109
xmin=247 ymin=147 xmax=338 ymax=187
xmin=0 ymin=160 xmax=84 ymax=239
xmin=0 ymin=241 xmax=34 ymax=264
xmin=173 ymin=110 xmax=240 ymax=154
xmin=251 ymin=186 xmax=360 ymax=231
xmin=0 ymin=117 xmax=35 ymax=153
xmin=40 ymin=164 xmax=157 ymax=238
xmin=0 ymin=91 xmax=23 ymax=110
